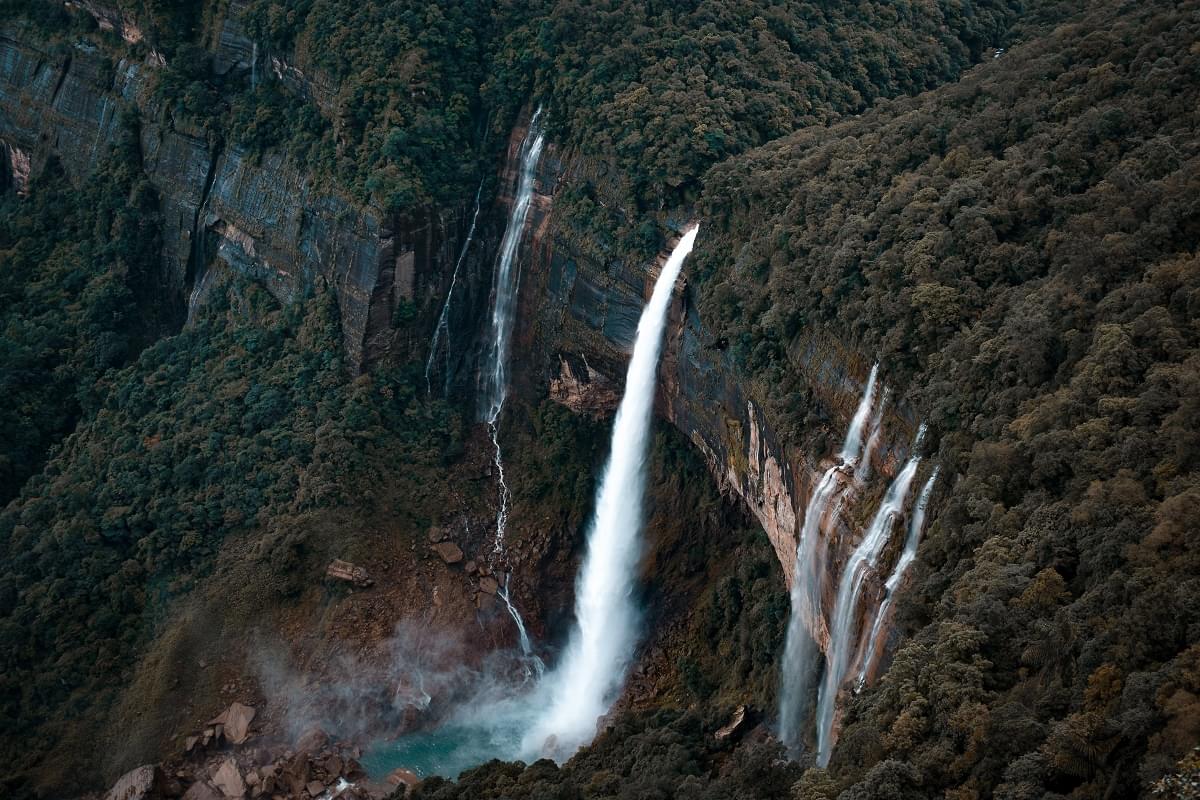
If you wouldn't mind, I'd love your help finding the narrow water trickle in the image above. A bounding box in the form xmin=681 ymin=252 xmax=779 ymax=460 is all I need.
xmin=426 ymin=180 xmax=484 ymax=398
xmin=778 ymin=364 xmax=879 ymax=752
xmin=814 ymin=424 xmax=926 ymax=766
xmin=523 ymin=226 xmax=699 ymax=761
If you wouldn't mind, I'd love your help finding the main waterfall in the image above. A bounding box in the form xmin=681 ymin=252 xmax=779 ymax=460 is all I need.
xmin=815 ymin=425 xmax=926 ymax=766
xmin=523 ymin=226 xmax=699 ymax=759
xmin=778 ymin=364 xmax=879 ymax=751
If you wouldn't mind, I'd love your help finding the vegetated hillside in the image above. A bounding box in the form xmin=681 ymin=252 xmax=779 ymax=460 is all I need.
xmin=503 ymin=0 xmax=1021 ymax=212
xmin=691 ymin=0 xmax=1198 ymax=794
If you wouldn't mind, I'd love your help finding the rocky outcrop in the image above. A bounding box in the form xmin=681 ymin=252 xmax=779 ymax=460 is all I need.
xmin=549 ymin=353 xmax=619 ymax=416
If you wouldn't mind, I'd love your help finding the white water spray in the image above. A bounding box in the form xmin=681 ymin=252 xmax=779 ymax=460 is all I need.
xmin=778 ymin=364 xmax=879 ymax=751
xmin=426 ymin=180 xmax=484 ymax=398
xmin=854 ymin=388 xmax=889 ymax=484
xmin=855 ymin=467 xmax=938 ymax=690
xmin=815 ymin=424 xmax=926 ymax=766
xmin=523 ymin=226 xmax=698 ymax=760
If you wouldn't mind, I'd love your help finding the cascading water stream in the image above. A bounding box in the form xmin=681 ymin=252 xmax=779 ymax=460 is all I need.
xmin=426 ymin=180 xmax=484 ymax=398
xmin=522 ymin=226 xmax=699 ymax=760
xmin=480 ymin=108 xmax=545 ymax=561
xmin=480 ymin=107 xmax=545 ymax=426
xmin=815 ymin=424 xmax=926 ymax=767
xmin=854 ymin=388 xmax=889 ymax=484
xmin=778 ymin=364 xmax=879 ymax=751
xmin=499 ymin=574 xmax=545 ymax=681
xmin=855 ymin=467 xmax=939 ymax=690
xmin=186 ymin=267 xmax=212 ymax=324
xmin=469 ymin=110 xmax=546 ymax=664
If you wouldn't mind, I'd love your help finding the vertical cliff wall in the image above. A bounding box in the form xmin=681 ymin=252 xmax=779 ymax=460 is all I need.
xmin=0 ymin=18 xmax=472 ymax=368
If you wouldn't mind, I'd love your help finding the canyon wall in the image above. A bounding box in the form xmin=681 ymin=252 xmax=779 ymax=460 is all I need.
xmin=0 ymin=18 xmax=465 ymax=368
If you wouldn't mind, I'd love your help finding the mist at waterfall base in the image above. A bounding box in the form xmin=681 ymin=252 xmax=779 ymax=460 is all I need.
xmin=364 ymin=227 xmax=699 ymax=780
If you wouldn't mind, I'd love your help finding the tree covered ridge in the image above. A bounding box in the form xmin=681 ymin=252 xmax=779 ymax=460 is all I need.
xmin=687 ymin=0 xmax=1200 ymax=795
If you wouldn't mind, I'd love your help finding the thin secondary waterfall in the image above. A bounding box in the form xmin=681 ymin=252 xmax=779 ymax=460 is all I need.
xmin=499 ymin=574 xmax=545 ymax=680
xmin=855 ymin=467 xmax=939 ymax=690
xmin=480 ymin=108 xmax=546 ymax=561
xmin=778 ymin=364 xmax=879 ymax=751
xmin=186 ymin=267 xmax=212 ymax=324
xmin=426 ymin=180 xmax=484 ymax=398
xmin=815 ymin=424 xmax=926 ymax=767
xmin=854 ymin=388 xmax=889 ymax=484
xmin=523 ymin=226 xmax=699 ymax=760
xmin=480 ymin=107 xmax=545 ymax=426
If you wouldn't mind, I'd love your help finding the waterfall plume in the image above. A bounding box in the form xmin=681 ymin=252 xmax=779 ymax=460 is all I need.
xmin=855 ymin=467 xmax=939 ymax=690
xmin=815 ymin=424 xmax=926 ymax=766
xmin=523 ymin=225 xmax=699 ymax=760
xmin=778 ymin=363 xmax=879 ymax=751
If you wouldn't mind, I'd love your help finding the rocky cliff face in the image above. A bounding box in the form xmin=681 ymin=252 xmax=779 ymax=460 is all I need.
xmin=0 ymin=17 xmax=467 ymax=368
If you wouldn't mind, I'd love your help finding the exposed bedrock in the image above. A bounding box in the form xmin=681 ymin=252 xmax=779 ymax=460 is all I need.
xmin=0 ymin=19 xmax=472 ymax=368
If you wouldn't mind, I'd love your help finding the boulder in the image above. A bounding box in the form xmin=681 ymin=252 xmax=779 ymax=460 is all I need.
xmin=431 ymin=541 xmax=463 ymax=564
xmin=326 ymin=559 xmax=373 ymax=589
xmin=426 ymin=527 xmax=445 ymax=543
xmin=209 ymin=702 xmax=256 ymax=745
xmin=182 ymin=782 xmax=222 ymax=800
xmin=296 ymin=726 xmax=330 ymax=754
xmin=714 ymin=705 xmax=747 ymax=740
xmin=211 ymin=759 xmax=245 ymax=798
xmin=479 ymin=576 xmax=499 ymax=595
xmin=104 ymin=764 xmax=164 ymax=800
xmin=307 ymin=779 xmax=327 ymax=796
xmin=385 ymin=768 xmax=420 ymax=790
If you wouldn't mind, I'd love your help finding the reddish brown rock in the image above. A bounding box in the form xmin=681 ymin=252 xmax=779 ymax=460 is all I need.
xmin=431 ymin=541 xmax=463 ymax=564
xmin=479 ymin=576 xmax=499 ymax=595
xmin=326 ymin=559 xmax=373 ymax=588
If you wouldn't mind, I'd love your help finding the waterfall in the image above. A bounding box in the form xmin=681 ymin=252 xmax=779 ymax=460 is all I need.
xmin=499 ymin=573 xmax=545 ymax=680
xmin=855 ymin=467 xmax=939 ymax=690
xmin=186 ymin=267 xmax=212 ymax=324
xmin=480 ymin=107 xmax=545 ymax=426
xmin=426 ymin=180 xmax=484 ymax=398
xmin=778 ymin=364 xmax=879 ymax=751
xmin=523 ymin=226 xmax=699 ymax=760
xmin=854 ymin=388 xmax=889 ymax=484
xmin=480 ymin=108 xmax=545 ymax=560
xmin=815 ymin=424 xmax=926 ymax=767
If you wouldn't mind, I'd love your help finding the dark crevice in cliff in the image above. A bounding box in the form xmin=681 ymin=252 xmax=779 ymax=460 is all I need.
xmin=48 ymin=53 xmax=70 ymax=107
xmin=184 ymin=140 xmax=223 ymax=308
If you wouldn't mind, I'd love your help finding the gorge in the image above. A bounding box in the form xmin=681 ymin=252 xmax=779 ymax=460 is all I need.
xmin=2 ymin=1 xmax=1199 ymax=799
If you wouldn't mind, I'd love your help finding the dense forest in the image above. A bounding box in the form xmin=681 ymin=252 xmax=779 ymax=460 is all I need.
xmin=1 ymin=0 xmax=1198 ymax=797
